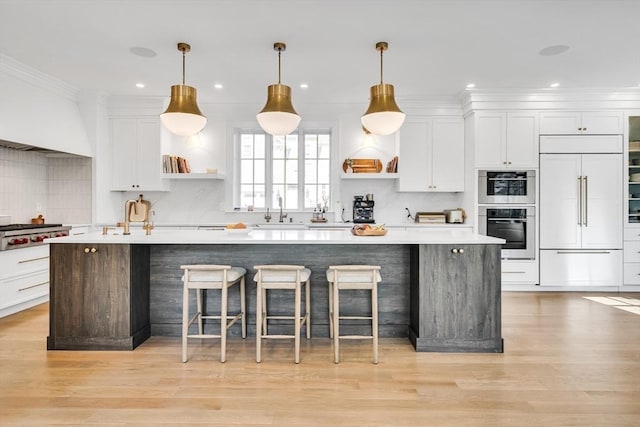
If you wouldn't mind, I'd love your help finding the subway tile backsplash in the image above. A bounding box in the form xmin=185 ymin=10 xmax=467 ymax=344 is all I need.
xmin=0 ymin=146 xmax=91 ymax=224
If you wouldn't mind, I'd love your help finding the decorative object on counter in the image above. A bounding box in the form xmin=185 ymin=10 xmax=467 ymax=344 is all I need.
xmin=351 ymin=224 xmax=387 ymax=236
xmin=117 ymin=194 xmax=152 ymax=235
xmin=254 ymin=265 xmax=311 ymax=363
xmin=162 ymin=154 xmax=191 ymax=173
xmin=361 ymin=41 xmax=405 ymax=136
xmin=443 ymin=208 xmax=466 ymax=224
xmin=386 ymin=155 xmax=398 ymax=173
xmin=342 ymin=158 xmax=383 ymax=173
xmin=415 ymin=212 xmax=446 ymax=224
xmin=328 ymin=265 xmax=382 ymax=363
xmin=160 ymin=42 xmax=207 ymax=136
xmin=180 ymin=264 xmax=247 ymax=363
xmin=256 ymin=42 xmax=301 ymax=136
xmin=31 ymin=214 xmax=44 ymax=224
xmin=311 ymin=204 xmax=327 ymax=222
xmin=225 ymin=222 xmax=251 ymax=234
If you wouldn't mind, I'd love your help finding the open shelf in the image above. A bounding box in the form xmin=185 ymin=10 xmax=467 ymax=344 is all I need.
xmin=341 ymin=173 xmax=398 ymax=180
xmin=163 ymin=173 xmax=225 ymax=180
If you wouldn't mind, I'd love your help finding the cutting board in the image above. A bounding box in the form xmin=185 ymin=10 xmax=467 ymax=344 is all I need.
xmin=343 ymin=158 xmax=383 ymax=173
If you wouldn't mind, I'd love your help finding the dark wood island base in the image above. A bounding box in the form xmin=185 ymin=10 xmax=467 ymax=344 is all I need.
xmin=47 ymin=238 xmax=503 ymax=353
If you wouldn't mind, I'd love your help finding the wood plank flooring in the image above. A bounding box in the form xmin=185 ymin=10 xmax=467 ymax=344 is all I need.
xmin=1 ymin=292 xmax=639 ymax=426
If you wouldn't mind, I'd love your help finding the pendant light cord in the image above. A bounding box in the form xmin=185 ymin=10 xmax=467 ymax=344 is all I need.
xmin=182 ymin=50 xmax=186 ymax=85
xmin=379 ymin=48 xmax=384 ymax=84
xmin=277 ymin=48 xmax=282 ymax=84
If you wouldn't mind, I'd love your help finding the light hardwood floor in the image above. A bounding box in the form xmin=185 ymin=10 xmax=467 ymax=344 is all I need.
xmin=1 ymin=292 xmax=639 ymax=426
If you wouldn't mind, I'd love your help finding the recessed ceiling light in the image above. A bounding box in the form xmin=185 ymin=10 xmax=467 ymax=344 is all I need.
xmin=214 ymin=83 xmax=223 ymax=89
xmin=129 ymin=46 xmax=157 ymax=58
xmin=539 ymin=45 xmax=570 ymax=56
xmin=300 ymin=83 xmax=309 ymax=89
xmin=135 ymin=83 xmax=145 ymax=88
xmin=466 ymin=83 xmax=476 ymax=89
xmin=550 ymin=82 xmax=560 ymax=88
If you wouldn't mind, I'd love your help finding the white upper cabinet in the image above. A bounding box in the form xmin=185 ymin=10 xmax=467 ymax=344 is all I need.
xmin=397 ymin=117 xmax=464 ymax=192
xmin=474 ymin=111 xmax=539 ymax=169
xmin=111 ymin=118 xmax=169 ymax=191
xmin=539 ymin=111 xmax=623 ymax=135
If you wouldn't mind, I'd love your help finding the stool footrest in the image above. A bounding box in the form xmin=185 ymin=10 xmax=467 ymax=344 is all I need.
xmin=338 ymin=315 xmax=373 ymax=320
xmin=337 ymin=335 xmax=374 ymax=340
xmin=261 ymin=334 xmax=298 ymax=339
xmin=187 ymin=334 xmax=222 ymax=339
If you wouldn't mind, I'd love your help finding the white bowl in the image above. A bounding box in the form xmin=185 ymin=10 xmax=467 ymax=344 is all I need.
xmin=630 ymin=173 xmax=640 ymax=183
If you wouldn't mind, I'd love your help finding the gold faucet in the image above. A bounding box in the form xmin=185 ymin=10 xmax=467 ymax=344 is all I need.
xmin=117 ymin=194 xmax=152 ymax=235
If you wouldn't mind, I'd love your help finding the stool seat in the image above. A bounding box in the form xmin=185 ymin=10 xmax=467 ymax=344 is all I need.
xmin=181 ymin=264 xmax=247 ymax=363
xmin=254 ymin=265 xmax=311 ymax=364
xmin=327 ymin=265 xmax=381 ymax=364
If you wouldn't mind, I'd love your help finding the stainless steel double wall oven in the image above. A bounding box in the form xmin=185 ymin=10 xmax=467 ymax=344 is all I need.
xmin=478 ymin=170 xmax=536 ymax=260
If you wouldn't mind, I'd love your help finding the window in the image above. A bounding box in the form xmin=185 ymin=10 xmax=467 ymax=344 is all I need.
xmin=235 ymin=129 xmax=331 ymax=211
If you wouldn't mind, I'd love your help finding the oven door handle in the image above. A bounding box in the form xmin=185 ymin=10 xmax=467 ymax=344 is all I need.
xmin=487 ymin=219 xmax=527 ymax=223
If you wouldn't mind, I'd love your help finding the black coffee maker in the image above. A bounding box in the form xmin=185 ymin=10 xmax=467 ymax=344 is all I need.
xmin=353 ymin=195 xmax=375 ymax=223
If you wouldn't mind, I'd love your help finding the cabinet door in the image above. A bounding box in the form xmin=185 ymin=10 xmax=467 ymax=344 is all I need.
xmin=540 ymin=154 xmax=582 ymax=248
xmin=474 ymin=112 xmax=506 ymax=168
xmin=431 ymin=118 xmax=464 ymax=191
xmin=506 ymin=112 xmax=538 ymax=168
xmin=539 ymin=112 xmax=582 ymax=134
xmin=111 ymin=119 xmax=139 ymax=190
xmin=397 ymin=121 xmax=430 ymax=191
xmin=580 ymin=154 xmax=622 ymax=248
xmin=581 ymin=112 xmax=623 ymax=135
xmin=540 ymin=249 xmax=623 ymax=286
xmin=136 ymin=119 xmax=167 ymax=190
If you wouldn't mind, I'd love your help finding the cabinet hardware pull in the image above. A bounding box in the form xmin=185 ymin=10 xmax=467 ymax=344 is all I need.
xmin=90 ymin=247 xmax=97 ymax=253
xmin=19 ymin=281 xmax=49 ymax=291
xmin=583 ymin=175 xmax=588 ymax=227
xmin=451 ymin=248 xmax=458 ymax=254
xmin=504 ymin=271 xmax=526 ymax=274
xmin=577 ymin=176 xmax=582 ymax=226
xmin=556 ymin=251 xmax=611 ymax=254
xmin=459 ymin=248 xmax=464 ymax=254
xmin=18 ymin=256 xmax=49 ymax=263
xmin=84 ymin=247 xmax=90 ymax=253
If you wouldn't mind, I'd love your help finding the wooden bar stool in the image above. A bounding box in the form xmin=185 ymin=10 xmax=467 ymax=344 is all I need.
xmin=254 ymin=265 xmax=311 ymax=364
xmin=327 ymin=265 xmax=382 ymax=364
xmin=181 ymin=265 xmax=246 ymax=363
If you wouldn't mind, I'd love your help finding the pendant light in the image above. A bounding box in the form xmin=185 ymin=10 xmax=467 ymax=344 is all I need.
xmin=256 ymin=42 xmax=301 ymax=136
xmin=361 ymin=41 xmax=405 ymax=136
xmin=160 ymin=42 xmax=207 ymax=136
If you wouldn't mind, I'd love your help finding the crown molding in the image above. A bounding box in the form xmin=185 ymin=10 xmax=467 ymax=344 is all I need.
xmin=0 ymin=53 xmax=80 ymax=101
xmin=459 ymin=88 xmax=640 ymax=115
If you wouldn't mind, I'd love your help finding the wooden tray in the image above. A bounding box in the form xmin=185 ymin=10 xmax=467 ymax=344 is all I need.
xmin=343 ymin=158 xmax=383 ymax=173
xmin=351 ymin=228 xmax=387 ymax=236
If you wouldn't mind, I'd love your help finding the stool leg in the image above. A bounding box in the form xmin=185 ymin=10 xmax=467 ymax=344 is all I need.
xmin=240 ymin=277 xmax=247 ymax=339
xmin=294 ymin=282 xmax=301 ymax=364
xmin=262 ymin=287 xmax=268 ymax=336
xmin=196 ymin=289 xmax=203 ymax=335
xmin=372 ymin=281 xmax=379 ymax=365
xmin=305 ymin=278 xmax=311 ymax=339
xmin=333 ymin=281 xmax=340 ymax=364
xmin=221 ymin=281 xmax=229 ymax=363
xmin=328 ymin=281 xmax=333 ymax=339
xmin=256 ymin=281 xmax=262 ymax=363
xmin=182 ymin=282 xmax=189 ymax=363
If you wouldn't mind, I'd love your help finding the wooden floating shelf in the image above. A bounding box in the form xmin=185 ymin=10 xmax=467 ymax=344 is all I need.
xmin=341 ymin=173 xmax=398 ymax=179
xmin=162 ymin=173 xmax=225 ymax=180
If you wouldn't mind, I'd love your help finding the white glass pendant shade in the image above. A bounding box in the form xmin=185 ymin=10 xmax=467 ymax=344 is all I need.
xmin=160 ymin=84 xmax=207 ymax=136
xmin=361 ymin=83 xmax=405 ymax=136
xmin=257 ymin=83 xmax=300 ymax=136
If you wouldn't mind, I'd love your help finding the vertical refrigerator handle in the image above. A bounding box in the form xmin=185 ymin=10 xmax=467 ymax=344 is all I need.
xmin=577 ymin=176 xmax=582 ymax=226
xmin=583 ymin=175 xmax=588 ymax=227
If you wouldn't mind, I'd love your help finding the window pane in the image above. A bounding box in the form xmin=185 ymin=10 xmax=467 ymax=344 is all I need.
xmin=286 ymin=135 xmax=298 ymax=158
xmin=320 ymin=185 xmax=330 ymax=208
xmin=285 ymin=159 xmax=298 ymax=183
xmin=305 ymin=135 xmax=317 ymax=158
xmin=255 ymin=135 xmax=266 ymax=158
xmin=285 ymin=185 xmax=298 ymax=209
xmin=318 ymin=135 xmax=330 ymax=158
xmin=273 ymin=159 xmax=285 ymax=183
xmin=240 ymin=136 xmax=254 ymax=158
xmin=304 ymin=185 xmax=317 ymax=209
xmin=240 ymin=159 xmax=253 ymax=182
xmin=240 ymin=184 xmax=254 ymax=207
xmin=273 ymin=185 xmax=285 ymax=208
xmin=254 ymin=160 xmax=265 ymax=184
xmin=318 ymin=159 xmax=330 ymax=183
xmin=305 ymin=160 xmax=317 ymax=184
xmin=254 ymin=185 xmax=265 ymax=208
xmin=273 ymin=136 xmax=285 ymax=158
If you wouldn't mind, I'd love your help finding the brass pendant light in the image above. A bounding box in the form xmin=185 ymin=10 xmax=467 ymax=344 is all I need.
xmin=160 ymin=42 xmax=207 ymax=136
xmin=256 ymin=42 xmax=301 ymax=136
xmin=361 ymin=41 xmax=405 ymax=136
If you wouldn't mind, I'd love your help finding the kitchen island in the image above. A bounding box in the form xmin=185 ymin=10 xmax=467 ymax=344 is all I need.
xmin=47 ymin=228 xmax=504 ymax=353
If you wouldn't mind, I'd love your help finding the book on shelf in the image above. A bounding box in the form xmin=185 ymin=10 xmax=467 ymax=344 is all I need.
xmin=162 ymin=155 xmax=191 ymax=174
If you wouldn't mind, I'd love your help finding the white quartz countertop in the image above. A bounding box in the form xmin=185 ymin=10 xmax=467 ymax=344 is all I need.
xmin=49 ymin=228 xmax=504 ymax=245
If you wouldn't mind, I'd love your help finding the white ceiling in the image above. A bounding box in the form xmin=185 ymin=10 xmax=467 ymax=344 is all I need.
xmin=1 ymin=0 xmax=639 ymax=107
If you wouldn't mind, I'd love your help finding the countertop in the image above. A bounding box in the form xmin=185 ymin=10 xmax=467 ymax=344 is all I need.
xmin=50 ymin=228 xmax=503 ymax=245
